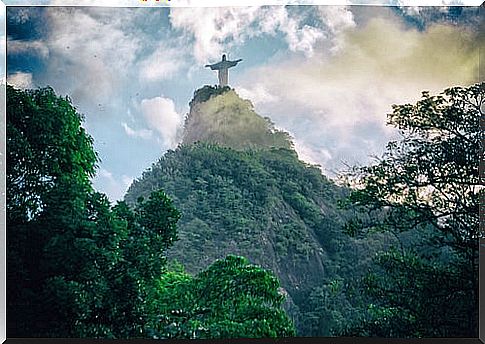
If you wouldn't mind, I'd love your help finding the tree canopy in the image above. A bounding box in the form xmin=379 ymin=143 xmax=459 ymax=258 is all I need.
xmin=124 ymin=141 xmax=391 ymax=336
xmin=150 ymin=255 xmax=295 ymax=339
xmin=341 ymin=82 xmax=483 ymax=337
xmin=7 ymin=85 xmax=295 ymax=339
xmin=8 ymin=80 xmax=480 ymax=338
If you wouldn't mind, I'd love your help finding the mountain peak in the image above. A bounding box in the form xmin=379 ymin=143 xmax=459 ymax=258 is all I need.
xmin=182 ymin=85 xmax=293 ymax=151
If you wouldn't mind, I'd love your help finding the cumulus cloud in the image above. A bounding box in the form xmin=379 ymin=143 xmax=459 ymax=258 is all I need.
xmin=256 ymin=6 xmax=329 ymax=56
xmin=169 ymin=6 xmax=261 ymax=63
xmin=140 ymin=95 xmax=183 ymax=148
xmin=96 ymin=168 xmax=133 ymax=202
xmin=121 ymin=122 xmax=153 ymax=140
xmin=236 ymin=16 xmax=481 ymax=173
xmin=237 ymin=84 xmax=279 ymax=105
xmin=41 ymin=7 xmax=142 ymax=105
xmin=318 ymin=6 xmax=355 ymax=34
xmin=7 ymin=71 xmax=33 ymax=89
xmin=138 ymin=44 xmax=185 ymax=82
xmin=317 ymin=6 xmax=356 ymax=53
xmin=169 ymin=5 xmax=355 ymax=62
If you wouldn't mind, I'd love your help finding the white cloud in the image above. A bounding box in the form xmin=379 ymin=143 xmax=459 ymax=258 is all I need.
xmin=293 ymin=138 xmax=332 ymax=171
xmin=318 ymin=6 xmax=355 ymax=34
xmin=317 ymin=6 xmax=356 ymax=53
xmin=7 ymin=71 xmax=33 ymax=89
xmin=49 ymin=0 xmax=136 ymax=6
xmin=255 ymin=6 xmax=326 ymax=57
xmin=237 ymin=17 xmax=480 ymax=173
xmin=7 ymin=39 xmax=49 ymax=58
xmin=121 ymin=122 xmax=153 ymax=140
xmin=47 ymin=0 xmax=479 ymax=6
xmin=169 ymin=6 xmax=262 ymax=63
xmin=138 ymin=44 xmax=185 ymax=82
xmin=95 ymin=168 xmax=133 ymax=202
xmin=284 ymin=22 xmax=325 ymax=57
xmin=395 ymin=0 xmax=468 ymax=6
xmin=140 ymin=96 xmax=183 ymax=148
xmin=41 ymin=8 xmax=142 ymax=104
xmin=99 ymin=167 xmax=114 ymax=180
xmin=237 ymin=84 xmax=279 ymax=105
xmin=169 ymin=5 xmax=353 ymax=62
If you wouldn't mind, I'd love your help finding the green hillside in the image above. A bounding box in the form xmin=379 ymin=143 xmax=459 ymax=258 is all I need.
xmin=9 ymin=83 xmax=479 ymax=338
xmin=7 ymin=85 xmax=296 ymax=339
xmin=125 ymin=86 xmax=393 ymax=335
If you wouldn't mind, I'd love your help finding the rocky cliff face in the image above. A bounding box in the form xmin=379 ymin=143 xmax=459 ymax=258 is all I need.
xmin=125 ymin=86 xmax=390 ymax=335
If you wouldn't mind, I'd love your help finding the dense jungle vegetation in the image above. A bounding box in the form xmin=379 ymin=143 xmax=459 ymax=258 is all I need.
xmin=6 ymin=85 xmax=294 ymax=338
xmin=7 ymin=82 xmax=482 ymax=338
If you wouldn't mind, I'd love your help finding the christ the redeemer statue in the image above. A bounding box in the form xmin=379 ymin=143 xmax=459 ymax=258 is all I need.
xmin=205 ymin=54 xmax=242 ymax=87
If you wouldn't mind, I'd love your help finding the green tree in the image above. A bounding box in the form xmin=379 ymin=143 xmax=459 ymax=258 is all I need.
xmin=7 ymin=85 xmax=294 ymax=339
xmin=124 ymin=140 xmax=385 ymax=336
xmin=6 ymin=86 xmax=181 ymax=337
xmin=106 ymin=192 xmax=180 ymax=338
xmin=150 ymin=255 xmax=296 ymax=339
xmin=7 ymin=85 xmax=98 ymax=336
xmin=341 ymin=83 xmax=483 ymax=337
xmin=7 ymin=85 xmax=97 ymax=222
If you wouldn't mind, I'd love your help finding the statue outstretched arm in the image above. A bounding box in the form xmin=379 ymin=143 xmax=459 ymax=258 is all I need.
xmin=205 ymin=61 xmax=224 ymax=70
xmin=227 ymin=59 xmax=243 ymax=68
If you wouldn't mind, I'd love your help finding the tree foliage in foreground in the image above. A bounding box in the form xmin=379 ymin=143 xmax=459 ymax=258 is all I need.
xmin=7 ymin=85 xmax=294 ymax=338
xmin=150 ymin=256 xmax=295 ymax=339
xmin=341 ymin=83 xmax=483 ymax=337
xmin=7 ymin=85 xmax=180 ymax=337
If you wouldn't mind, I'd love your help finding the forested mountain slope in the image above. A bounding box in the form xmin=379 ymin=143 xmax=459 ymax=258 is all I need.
xmin=9 ymin=81 xmax=479 ymax=338
xmin=125 ymin=86 xmax=393 ymax=335
xmin=7 ymin=85 xmax=296 ymax=339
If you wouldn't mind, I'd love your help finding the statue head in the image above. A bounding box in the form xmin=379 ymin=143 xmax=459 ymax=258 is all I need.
xmin=222 ymin=54 xmax=226 ymax=61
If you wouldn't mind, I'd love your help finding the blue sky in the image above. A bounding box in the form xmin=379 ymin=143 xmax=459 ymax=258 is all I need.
xmin=6 ymin=4 xmax=482 ymax=201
